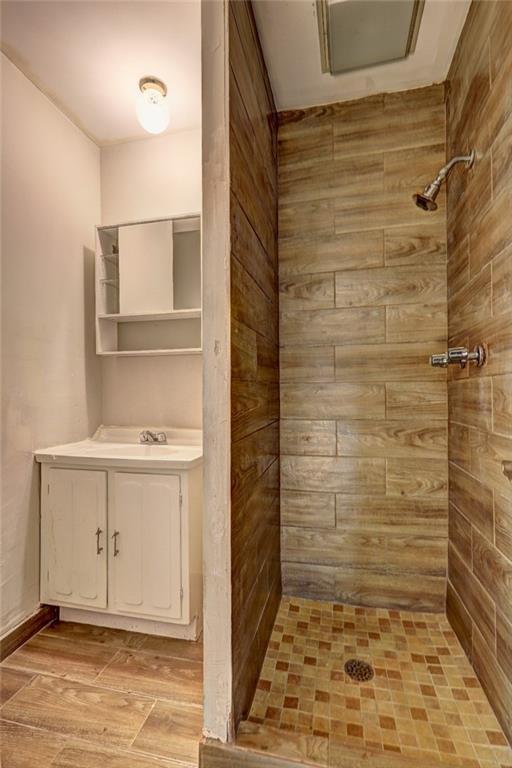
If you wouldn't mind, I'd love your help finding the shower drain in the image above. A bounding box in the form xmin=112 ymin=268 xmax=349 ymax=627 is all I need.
xmin=344 ymin=658 xmax=374 ymax=682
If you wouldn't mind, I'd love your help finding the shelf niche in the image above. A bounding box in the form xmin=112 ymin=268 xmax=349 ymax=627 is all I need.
xmin=95 ymin=214 xmax=201 ymax=356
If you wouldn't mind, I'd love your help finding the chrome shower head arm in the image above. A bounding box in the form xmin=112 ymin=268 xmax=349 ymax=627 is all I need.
xmin=434 ymin=150 xmax=475 ymax=185
xmin=414 ymin=149 xmax=475 ymax=211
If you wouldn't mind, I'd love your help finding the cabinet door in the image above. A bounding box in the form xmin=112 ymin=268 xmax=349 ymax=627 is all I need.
xmin=110 ymin=473 xmax=182 ymax=620
xmin=41 ymin=468 xmax=107 ymax=608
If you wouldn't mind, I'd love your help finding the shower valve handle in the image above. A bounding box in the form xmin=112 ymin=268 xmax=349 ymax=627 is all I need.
xmin=431 ymin=345 xmax=485 ymax=369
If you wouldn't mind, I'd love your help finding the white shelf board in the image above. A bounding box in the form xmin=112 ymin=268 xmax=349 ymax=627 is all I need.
xmin=98 ymin=309 xmax=201 ymax=323
xmin=97 ymin=348 xmax=203 ymax=357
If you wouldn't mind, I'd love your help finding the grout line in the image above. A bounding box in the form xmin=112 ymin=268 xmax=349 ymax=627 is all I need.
xmin=0 ymin=662 xmax=203 ymax=710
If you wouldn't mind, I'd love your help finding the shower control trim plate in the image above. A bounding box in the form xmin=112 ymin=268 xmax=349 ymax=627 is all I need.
xmin=431 ymin=345 xmax=486 ymax=369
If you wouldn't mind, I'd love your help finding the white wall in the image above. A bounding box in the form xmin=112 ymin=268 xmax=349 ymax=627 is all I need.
xmin=1 ymin=55 xmax=102 ymax=636
xmin=101 ymin=129 xmax=201 ymax=223
xmin=100 ymin=129 xmax=202 ymax=429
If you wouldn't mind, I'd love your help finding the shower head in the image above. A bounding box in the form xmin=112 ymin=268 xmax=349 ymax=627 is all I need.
xmin=413 ymin=150 xmax=475 ymax=211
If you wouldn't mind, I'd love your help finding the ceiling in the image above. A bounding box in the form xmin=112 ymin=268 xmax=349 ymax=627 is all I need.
xmin=0 ymin=0 xmax=201 ymax=146
xmin=252 ymin=0 xmax=471 ymax=111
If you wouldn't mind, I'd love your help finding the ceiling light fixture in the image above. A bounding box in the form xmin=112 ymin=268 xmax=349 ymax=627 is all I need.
xmin=136 ymin=76 xmax=170 ymax=135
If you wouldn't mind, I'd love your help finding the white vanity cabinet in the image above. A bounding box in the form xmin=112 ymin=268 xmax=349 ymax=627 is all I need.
xmin=37 ymin=429 xmax=203 ymax=639
xmin=109 ymin=472 xmax=182 ymax=620
xmin=41 ymin=468 xmax=107 ymax=609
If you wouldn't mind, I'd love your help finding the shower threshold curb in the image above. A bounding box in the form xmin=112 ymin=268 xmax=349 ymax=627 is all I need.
xmin=201 ymin=722 xmax=450 ymax=767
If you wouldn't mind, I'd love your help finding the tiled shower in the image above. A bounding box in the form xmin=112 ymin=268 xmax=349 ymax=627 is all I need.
xmin=224 ymin=0 xmax=512 ymax=764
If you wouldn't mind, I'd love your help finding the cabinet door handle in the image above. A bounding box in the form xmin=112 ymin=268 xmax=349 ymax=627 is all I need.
xmin=95 ymin=527 xmax=103 ymax=555
xmin=112 ymin=530 xmax=120 ymax=557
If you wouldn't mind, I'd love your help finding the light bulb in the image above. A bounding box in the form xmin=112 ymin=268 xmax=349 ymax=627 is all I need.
xmin=136 ymin=78 xmax=170 ymax=135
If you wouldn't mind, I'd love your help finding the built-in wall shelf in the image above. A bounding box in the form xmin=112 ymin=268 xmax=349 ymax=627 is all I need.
xmin=98 ymin=309 xmax=201 ymax=323
xmin=95 ymin=214 xmax=201 ymax=357
xmin=97 ymin=348 xmax=202 ymax=357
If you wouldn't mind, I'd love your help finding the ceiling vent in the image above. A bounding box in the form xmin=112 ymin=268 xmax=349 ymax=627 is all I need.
xmin=317 ymin=0 xmax=425 ymax=75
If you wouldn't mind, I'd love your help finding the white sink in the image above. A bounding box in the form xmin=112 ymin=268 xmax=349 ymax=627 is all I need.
xmin=35 ymin=426 xmax=203 ymax=470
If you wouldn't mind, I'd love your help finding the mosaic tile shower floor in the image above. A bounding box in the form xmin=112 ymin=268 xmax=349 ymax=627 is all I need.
xmin=247 ymin=598 xmax=512 ymax=768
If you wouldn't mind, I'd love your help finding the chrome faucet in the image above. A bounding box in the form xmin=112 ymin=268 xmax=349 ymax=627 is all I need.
xmin=431 ymin=345 xmax=486 ymax=369
xmin=139 ymin=430 xmax=168 ymax=444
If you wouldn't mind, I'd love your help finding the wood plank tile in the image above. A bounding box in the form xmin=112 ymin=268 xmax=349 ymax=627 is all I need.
xmin=446 ymin=581 xmax=473 ymax=659
xmin=40 ymin=621 xmax=146 ymax=650
xmin=232 ymin=257 xmax=277 ymax=342
xmin=1 ymin=674 xmax=153 ymax=748
xmin=448 ymin=503 xmax=472 ymax=562
xmin=449 ymin=463 xmax=494 ymax=541
xmin=335 ymin=569 xmax=446 ymax=613
xmin=495 ymin=492 xmax=512 ymax=562
xmin=386 ymin=303 xmax=447 ymax=343
xmin=279 ymin=199 xmax=334 ymax=239
xmin=448 ymin=421 xmax=478 ymax=472
xmin=492 ymin=114 xmax=512 ymax=201
xmin=2 ymin=634 xmax=117 ymax=683
xmin=448 ymin=545 xmax=496 ymax=651
xmin=231 ymin=424 xmax=279 ymax=510
xmin=472 ymin=528 xmax=512 ymax=625
xmin=231 ymin=379 xmax=279 ymax=442
xmin=280 ymin=273 xmax=334 ymax=311
xmin=332 ymin=86 xmax=444 ymax=158
xmin=496 ymin=610 xmax=512 ymax=684
xmin=492 ymin=244 xmax=512 ymax=319
xmin=384 ymin=223 xmax=446 ymax=268
xmin=386 ymin=458 xmax=448 ymax=498
xmin=138 ymin=636 xmax=203 ymax=663
xmin=279 ymin=154 xmax=383 ymax=205
xmin=282 ymin=528 xmax=445 ymax=573
xmin=132 ymin=699 xmax=202 ymax=763
xmin=231 ymin=193 xmax=275 ymax=301
xmin=449 ymin=264 xmax=491 ymax=333
xmin=448 ymin=378 xmax=492 ymax=430
xmin=232 ymin=319 xmax=257 ymax=381
xmin=52 ymin=744 xmax=174 ymax=768
xmin=336 ymin=420 xmax=446 ymax=458
xmin=279 ymin=122 xmax=332 ymax=170
xmin=334 ymin=190 xmax=442 ymax=235
xmin=0 ymin=719 xmax=65 ymax=768
xmin=466 ymin=309 xmax=512 ymax=378
xmin=280 ymin=307 xmax=385 ymax=347
xmin=281 ymin=455 xmax=385 ymax=495
xmin=0 ymin=668 xmax=33 ymax=706
xmin=280 ymin=419 xmax=336 ymax=456
xmin=279 ymin=231 xmax=383 ymax=277
xmin=281 ymin=562 xmax=335 ymax=601
xmin=470 ymin=187 xmax=512 ymax=277
xmin=473 ymin=626 xmax=512 ymax=744
xmin=96 ymin=651 xmax=202 ymax=706
xmin=385 ymin=382 xmax=447 ymax=420
xmin=470 ymin=429 xmax=512 ymax=498
xmin=280 ymin=346 xmax=334 ymax=383
xmin=236 ymin=721 xmax=328 ymax=766
xmin=335 ymin=342 xmax=446 ymax=382
xmin=447 ymin=236 xmax=470 ymax=298
xmin=384 ymin=143 xmax=446 ymax=193
xmin=281 ymin=490 xmax=335 ymax=529
xmin=335 ymin=495 xmax=448 ymax=534
xmin=281 ymin=382 xmax=385 ymax=420
xmin=335 ymin=266 xmax=445 ymax=309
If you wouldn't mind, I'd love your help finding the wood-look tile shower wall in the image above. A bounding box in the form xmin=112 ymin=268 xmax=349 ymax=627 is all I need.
xmin=278 ymin=85 xmax=449 ymax=612
xmin=445 ymin=0 xmax=512 ymax=742
xmin=229 ymin=1 xmax=281 ymax=726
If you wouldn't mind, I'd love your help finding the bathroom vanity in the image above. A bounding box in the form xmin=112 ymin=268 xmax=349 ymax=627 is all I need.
xmin=35 ymin=426 xmax=202 ymax=640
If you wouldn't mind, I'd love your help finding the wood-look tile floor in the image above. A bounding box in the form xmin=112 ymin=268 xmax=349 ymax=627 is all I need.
xmin=245 ymin=597 xmax=512 ymax=768
xmin=0 ymin=620 xmax=203 ymax=768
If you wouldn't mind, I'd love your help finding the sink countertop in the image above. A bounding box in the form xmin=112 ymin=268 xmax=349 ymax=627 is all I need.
xmin=34 ymin=425 xmax=203 ymax=470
